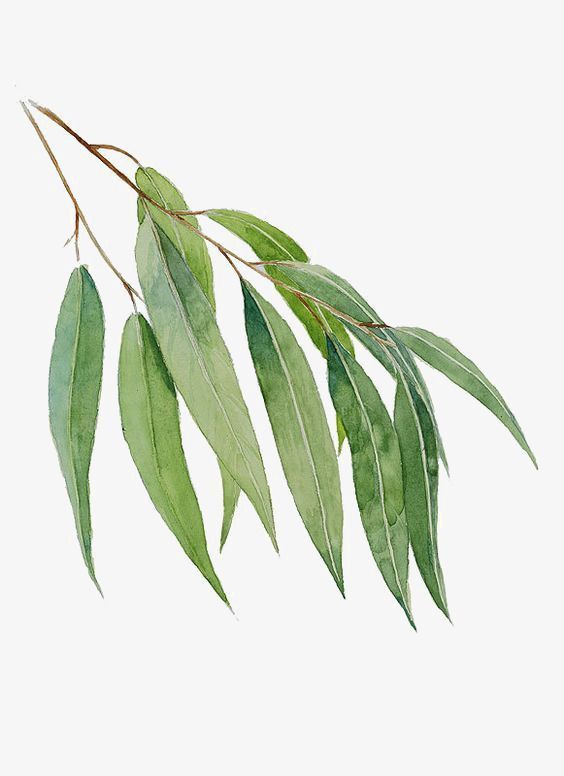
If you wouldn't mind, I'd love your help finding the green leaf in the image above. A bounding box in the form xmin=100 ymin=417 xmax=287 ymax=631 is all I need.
xmin=326 ymin=338 xmax=413 ymax=626
xmin=219 ymin=463 xmax=240 ymax=551
xmin=119 ymin=314 xmax=229 ymax=605
xmin=135 ymin=212 xmax=276 ymax=549
xmin=395 ymin=327 xmax=537 ymax=466
xmin=136 ymin=167 xmax=215 ymax=308
xmin=48 ymin=266 xmax=104 ymax=593
xmin=394 ymin=377 xmax=449 ymax=619
xmin=242 ymin=281 xmax=344 ymax=593
xmin=207 ymin=209 xmax=308 ymax=263
xmin=266 ymin=267 xmax=353 ymax=452
xmin=267 ymin=262 xmax=449 ymax=469
xmin=136 ymin=167 xmax=237 ymax=539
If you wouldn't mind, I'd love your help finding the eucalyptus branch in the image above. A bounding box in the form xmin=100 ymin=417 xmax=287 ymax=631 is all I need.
xmin=25 ymin=99 xmax=536 ymax=621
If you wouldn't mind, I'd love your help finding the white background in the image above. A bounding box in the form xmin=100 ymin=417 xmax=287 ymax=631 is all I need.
xmin=1 ymin=2 xmax=562 ymax=773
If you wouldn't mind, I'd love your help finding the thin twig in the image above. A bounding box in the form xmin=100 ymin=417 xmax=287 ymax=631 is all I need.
xmin=27 ymin=100 xmax=394 ymax=340
xmin=21 ymin=102 xmax=143 ymax=304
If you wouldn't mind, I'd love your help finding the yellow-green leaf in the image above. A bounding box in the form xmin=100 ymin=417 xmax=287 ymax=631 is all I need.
xmin=119 ymin=313 xmax=228 ymax=604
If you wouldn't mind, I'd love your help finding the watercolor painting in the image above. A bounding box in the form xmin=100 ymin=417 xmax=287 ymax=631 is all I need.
xmin=24 ymin=100 xmax=536 ymax=628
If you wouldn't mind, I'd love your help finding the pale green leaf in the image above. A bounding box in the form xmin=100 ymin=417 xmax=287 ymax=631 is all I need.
xmin=242 ymin=281 xmax=344 ymax=593
xmin=119 ymin=313 xmax=228 ymax=605
xmin=394 ymin=377 xmax=449 ymax=619
xmin=48 ymin=266 xmax=104 ymax=593
xmin=136 ymin=167 xmax=215 ymax=308
xmin=136 ymin=167 xmax=238 ymax=534
xmin=135 ymin=212 xmax=276 ymax=549
xmin=327 ymin=338 xmax=413 ymax=625
xmin=207 ymin=209 xmax=308 ymax=263
xmin=396 ymin=327 xmax=536 ymax=466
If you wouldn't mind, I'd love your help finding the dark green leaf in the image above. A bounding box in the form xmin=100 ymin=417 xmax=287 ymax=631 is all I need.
xmin=394 ymin=377 xmax=449 ymax=619
xmin=396 ymin=327 xmax=536 ymax=466
xmin=119 ymin=313 xmax=228 ymax=605
xmin=135 ymin=211 xmax=276 ymax=549
xmin=242 ymin=281 xmax=344 ymax=593
xmin=207 ymin=209 xmax=308 ymax=263
xmin=268 ymin=262 xmax=449 ymax=469
xmin=136 ymin=167 xmax=215 ymax=308
xmin=327 ymin=338 xmax=413 ymax=625
xmin=48 ymin=266 xmax=104 ymax=593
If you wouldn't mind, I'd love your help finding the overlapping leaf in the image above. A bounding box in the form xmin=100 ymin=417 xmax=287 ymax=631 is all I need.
xmin=242 ymin=281 xmax=344 ymax=592
xmin=394 ymin=377 xmax=449 ymax=619
xmin=119 ymin=313 xmax=228 ymax=605
xmin=136 ymin=167 xmax=241 ymax=542
xmin=327 ymin=338 xmax=413 ymax=624
xmin=48 ymin=266 xmax=104 ymax=593
xmin=396 ymin=327 xmax=536 ymax=466
xmin=135 ymin=211 xmax=276 ymax=549
xmin=137 ymin=167 xmax=214 ymax=306
xmin=265 ymin=261 xmax=449 ymax=469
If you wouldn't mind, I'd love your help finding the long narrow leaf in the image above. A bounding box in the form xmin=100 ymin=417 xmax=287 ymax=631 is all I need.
xmin=136 ymin=167 xmax=241 ymax=533
xmin=242 ymin=281 xmax=344 ymax=593
xmin=48 ymin=266 xmax=104 ymax=593
xmin=394 ymin=377 xmax=449 ymax=619
xmin=326 ymin=338 xmax=413 ymax=625
xmin=135 ymin=212 xmax=276 ymax=549
xmin=119 ymin=314 xmax=228 ymax=605
xmin=396 ymin=327 xmax=536 ymax=466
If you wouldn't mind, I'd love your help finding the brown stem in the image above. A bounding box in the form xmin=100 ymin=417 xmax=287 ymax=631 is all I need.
xmin=21 ymin=102 xmax=142 ymax=303
xmin=26 ymin=100 xmax=393 ymax=341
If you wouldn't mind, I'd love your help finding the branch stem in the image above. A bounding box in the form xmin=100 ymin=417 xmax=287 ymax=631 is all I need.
xmin=26 ymin=100 xmax=392 ymax=340
xmin=22 ymin=102 xmax=142 ymax=304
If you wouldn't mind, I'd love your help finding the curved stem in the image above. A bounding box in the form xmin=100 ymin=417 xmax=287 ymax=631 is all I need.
xmin=26 ymin=100 xmax=392 ymax=341
xmin=22 ymin=102 xmax=142 ymax=304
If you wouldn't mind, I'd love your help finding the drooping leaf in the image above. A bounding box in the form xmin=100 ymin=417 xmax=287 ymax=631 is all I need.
xmin=136 ymin=167 xmax=238 ymax=535
xmin=326 ymin=338 xmax=413 ymax=625
xmin=219 ymin=463 xmax=240 ymax=551
xmin=48 ymin=266 xmax=104 ymax=593
xmin=136 ymin=167 xmax=215 ymax=308
xmin=394 ymin=377 xmax=449 ymax=619
xmin=119 ymin=313 xmax=229 ymax=605
xmin=207 ymin=209 xmax=308 ymax=263
xmin=135 ymin=212 xmax=276 ymax=549
xmin=265 ymin=261 xmax=448 ymax=469
xmin=242 ymin=281 xmax=344 ymax=593
xmin=395 ymin=327 xmax=537 ymax=466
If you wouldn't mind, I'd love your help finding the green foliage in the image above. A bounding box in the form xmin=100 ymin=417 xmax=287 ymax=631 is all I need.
xmin=242 ymin=281 xmax=344 ymax=593
xmin=48 ymin=266 xmax=104 ymax=593
xmin=119 ymin=313 xmax=228 ymax=605
xmin=135 ymin=210 xmax=276 ymax=549
xmin=41 ymin=139 xmax=536 ymax=622
xmin=327 ymin=338 xmax=413 ymax=626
